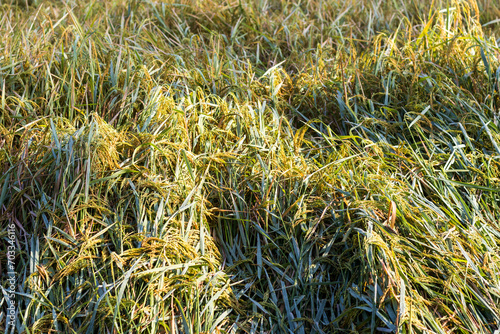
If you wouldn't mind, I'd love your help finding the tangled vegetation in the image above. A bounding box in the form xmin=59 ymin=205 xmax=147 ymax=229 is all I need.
xmin=1 ymin=0 xmax=500 ymax=332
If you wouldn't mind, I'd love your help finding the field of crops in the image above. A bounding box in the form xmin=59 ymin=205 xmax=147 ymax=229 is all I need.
xmin=1 ymin=0 xmax=500 ymax=333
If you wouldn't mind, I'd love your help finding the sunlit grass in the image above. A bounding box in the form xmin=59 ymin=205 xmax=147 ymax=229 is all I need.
xmin=1 ymin=0 xmax=500 ymax=333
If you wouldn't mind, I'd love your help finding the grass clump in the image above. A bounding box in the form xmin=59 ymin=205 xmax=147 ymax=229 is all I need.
xmin=1 ymin=0 xmax=500 ymax=333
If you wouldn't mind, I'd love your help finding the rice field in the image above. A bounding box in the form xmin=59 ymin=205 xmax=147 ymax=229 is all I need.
xmin=1 ymin=0 xmax=500 ymax=333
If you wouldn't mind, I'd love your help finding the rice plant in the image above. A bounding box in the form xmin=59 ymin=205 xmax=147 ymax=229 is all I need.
xmin=1 ymin=0 xmax=500 ymax=333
